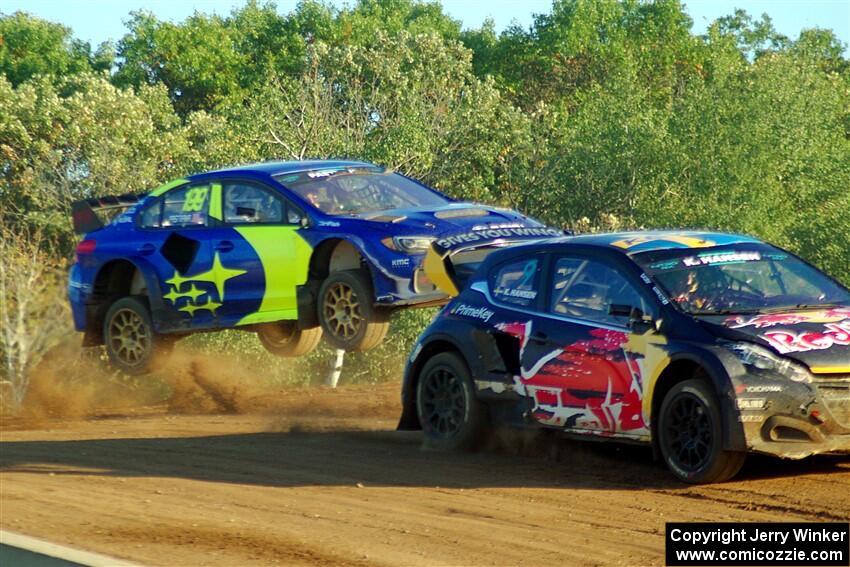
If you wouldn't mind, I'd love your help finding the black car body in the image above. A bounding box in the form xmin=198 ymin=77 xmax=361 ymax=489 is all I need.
xmin=399 ymin=230 xmax=850 ymax=483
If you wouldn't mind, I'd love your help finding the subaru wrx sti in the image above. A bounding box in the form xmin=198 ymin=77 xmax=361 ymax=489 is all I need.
xmin=68 ymin=160 xmax=542 ymax=373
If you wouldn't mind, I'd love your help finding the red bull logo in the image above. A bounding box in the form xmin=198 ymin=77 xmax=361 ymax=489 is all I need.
xmin=495 ymin=321 xmax=647 ymax=434
xmin=763 ymin=322 xmax=850 ymax=354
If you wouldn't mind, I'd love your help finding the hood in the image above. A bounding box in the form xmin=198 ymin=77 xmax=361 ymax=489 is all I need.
xmin=353 ymin=204 xmax=537 ymax=235
xmin=700 ymin=307 xmax=850 ymax=374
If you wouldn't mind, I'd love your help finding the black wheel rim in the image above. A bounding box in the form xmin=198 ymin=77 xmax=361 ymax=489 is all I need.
xmin=420 ymin=366 xmax=467 ymax=438
xmin=664 ymin=393 xmax=713 ymax=472
xmin=108 ymin=308 xmax=150 ymax=367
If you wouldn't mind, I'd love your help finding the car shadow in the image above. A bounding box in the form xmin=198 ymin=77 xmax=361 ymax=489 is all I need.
xmin=1 ymin=427 xmax=846 ymax=490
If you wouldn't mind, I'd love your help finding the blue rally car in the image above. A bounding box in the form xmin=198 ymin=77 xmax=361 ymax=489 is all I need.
xmin=400 ymin=230 xmax=850 ymax=483
xmin=68 ymin=160 xmax=545 ymax=374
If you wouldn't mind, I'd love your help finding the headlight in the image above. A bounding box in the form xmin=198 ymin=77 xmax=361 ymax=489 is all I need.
xmin=724 ymin=342 xmax=811 ymax=383
xmin=381 ymin=236 xmax=435 ymax=253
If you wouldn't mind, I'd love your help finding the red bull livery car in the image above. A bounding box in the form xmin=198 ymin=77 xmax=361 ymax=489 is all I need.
xmin=399 ymin=230 xmax=850 ymax=483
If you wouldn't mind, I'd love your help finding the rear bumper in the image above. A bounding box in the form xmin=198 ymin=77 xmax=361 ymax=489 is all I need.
xmin=67 ymin=264 xmax=91 ymax=332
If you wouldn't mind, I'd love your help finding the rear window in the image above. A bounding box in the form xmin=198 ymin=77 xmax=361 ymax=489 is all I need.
xmin=162 ymin=185 xmax=210 ymax=227
xmin=490 ymin=257 xmax=542 ymax=307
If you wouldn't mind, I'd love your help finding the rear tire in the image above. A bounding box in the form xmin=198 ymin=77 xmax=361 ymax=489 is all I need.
xmin=103 ymin=296 xmax=174 ymax=375
xmin=257 ymin=321 xmax=322 ymax=357
xmin=416 ymin=352 xmax=487 ymax=451
xmin=318 ymin=269 xmax=389 ymax=352
xmin=658 ymin=379 xmax=746 ymax=483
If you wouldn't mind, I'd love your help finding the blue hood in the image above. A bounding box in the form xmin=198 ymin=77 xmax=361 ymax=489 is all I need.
xmin=349 ymin=203 xmax=539 ymax=236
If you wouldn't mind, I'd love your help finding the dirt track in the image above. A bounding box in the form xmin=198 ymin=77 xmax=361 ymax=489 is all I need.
xmin=2 ymin=381 xmax=849 ymax=567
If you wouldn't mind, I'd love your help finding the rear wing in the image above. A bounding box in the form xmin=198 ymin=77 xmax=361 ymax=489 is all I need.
xmin=71 ymin=193 xmax=146 ymax=234
xmin=423 ymin=226 xmax=566 ymax=296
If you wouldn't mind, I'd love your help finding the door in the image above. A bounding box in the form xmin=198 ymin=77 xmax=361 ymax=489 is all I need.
xmin=506 ymin=254 xmax=657 ymax=437
xmin=136 ymin=182 xmax=221 ymax=329
xmin=204 ymin=179 xmax=312 ymax=327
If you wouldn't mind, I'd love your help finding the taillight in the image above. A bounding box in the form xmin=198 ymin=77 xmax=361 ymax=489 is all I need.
xmin=75 ymin=239 xmax=97 ymax=261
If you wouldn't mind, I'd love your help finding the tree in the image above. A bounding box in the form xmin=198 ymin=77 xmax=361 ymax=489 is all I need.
xmin=0 ymin=11 xmax=112 ymax=86
xmin=114 ymin=11 xmax=247 ymax=115
xmin=232 ymin=32 xmax=523 ymax=203
xmin=0 ymin=221 xmax=69 ymax=411
xmin=0 ymin=73 xmax=193 ymax=248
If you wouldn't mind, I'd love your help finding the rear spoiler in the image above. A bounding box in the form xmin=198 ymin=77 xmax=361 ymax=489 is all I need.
xmin=71 ymin=193 xmax=146 ymax=234
xmin=423 ymin=226 xmax=566 ymax=296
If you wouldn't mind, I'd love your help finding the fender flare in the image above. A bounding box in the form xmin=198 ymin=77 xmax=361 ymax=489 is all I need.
xmin=308 ymin=236 xmax=387 ymax=293
xmin=399 ymin=331 xmax=473 ymax=431
xmin=654 ymin=348 xmax=746 ymax=452
xmin=86 ymin=257 xmax=171 ymax=342
xmin=125 ymin=257 xmax=173 ymax=331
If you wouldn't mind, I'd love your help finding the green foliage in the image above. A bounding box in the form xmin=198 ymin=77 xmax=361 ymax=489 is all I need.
xmin=0 ymin=73 xmax=194 ymax=246
xmin=114 ymin=11 xmax=248 ymax=115
xmin=0 ymin=11 xmax=113 ymax=86
xmin=229 ymin=31 xmax=518 ymax=203
xmin=114 ymin=0 xmax=463 ymax=116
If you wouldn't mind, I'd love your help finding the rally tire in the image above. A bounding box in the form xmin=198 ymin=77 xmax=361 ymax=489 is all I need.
xmin=416 ymin=352 xmax=488 ymax=451
xmin=257 ymin=322 xmax=322 ymax=357
xmin=318 ymin=269 xmax=390 ymax=352
xmin=658 ymin=379 xmax=746 ymax=484
xmin=103 ymin=296 xmax=174 ymax=375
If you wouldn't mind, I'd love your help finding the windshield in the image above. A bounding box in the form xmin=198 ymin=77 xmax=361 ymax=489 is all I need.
xmin=275 ymin=167 xmax=449 ymax=215
xmin=634 ymin=245 xmax=850 ymax=315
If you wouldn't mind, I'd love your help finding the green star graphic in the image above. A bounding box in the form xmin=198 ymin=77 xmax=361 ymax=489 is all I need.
xmin=179 ymin=295 xmax=221 ymax=316
xmin=167 ymin=253 xmax=246 ymax=317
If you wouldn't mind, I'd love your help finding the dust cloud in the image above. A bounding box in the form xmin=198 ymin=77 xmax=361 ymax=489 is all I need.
xmin=1 ymin=338 xmax=401 ymax=430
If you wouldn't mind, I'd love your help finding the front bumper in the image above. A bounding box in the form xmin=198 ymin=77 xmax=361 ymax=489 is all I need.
xmin=735 ymin=374 xmax=850 ymax=458
xmin=372 ymin=262 xmax=447 ymax=306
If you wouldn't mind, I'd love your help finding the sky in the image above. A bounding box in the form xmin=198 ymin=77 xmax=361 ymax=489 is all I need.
xmin=1 ymin=0 xmax=848 ymax=52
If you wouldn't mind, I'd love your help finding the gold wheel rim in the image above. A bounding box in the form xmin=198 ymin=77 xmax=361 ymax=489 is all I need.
xmin=108 ymin=308 xmax=150 ymax=366
xmin=323 ymin=282 xmax=363 ymax=340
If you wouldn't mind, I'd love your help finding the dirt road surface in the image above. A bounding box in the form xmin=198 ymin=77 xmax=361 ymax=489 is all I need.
xmin=2 ymin=380 xmax=849 ymax=566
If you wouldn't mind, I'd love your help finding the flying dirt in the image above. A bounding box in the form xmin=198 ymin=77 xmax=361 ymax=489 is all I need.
xmin=1 ymin=346 xmax=848 ymax=566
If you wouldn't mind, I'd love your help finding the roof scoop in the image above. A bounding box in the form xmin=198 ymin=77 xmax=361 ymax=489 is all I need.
xmin=361 ymin=213 xmax=408 ymax=223
xmin=433 ymin=208 xmax=490 ymax=220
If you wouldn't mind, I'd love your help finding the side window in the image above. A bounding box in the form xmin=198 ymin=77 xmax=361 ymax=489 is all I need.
xmin=551 ymin=258 xmax=649 ymax=325
xmin=139 ymin=198 xmax=162 ymax=228
xmin=161 ymin=184 xmax=210 ymax=227
xmin=549 ymin=257 xmax=584 ymax=310
xmin=286 ymin=206 xmax=304 ymax=225
xmin=490 ymin=257 xmax=542 ymax=308
xmin=223 ymin=182 xmax=291 ymax=224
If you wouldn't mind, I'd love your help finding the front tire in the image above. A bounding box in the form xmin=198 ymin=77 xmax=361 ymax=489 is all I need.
xmin=658 ymin=379 xmax=746 ymax=483
xmin=318 ymin=269 xmax=389 ymax=352
xmin=257 ymin=321 xmax=322 ymax=357
xmin=416 ymin=352 xmax=487 ymax=451
xmin=103 ymin=296 xmax=174 ymax=375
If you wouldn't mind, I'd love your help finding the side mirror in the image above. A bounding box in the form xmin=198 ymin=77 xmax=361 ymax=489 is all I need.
xmin=609 ymin=304 xmax=658 ymax=334
xmin=608 ymin=304 xmax=635 ymax=318
xmin=300 ymin=216 xmax=310 ymax=228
